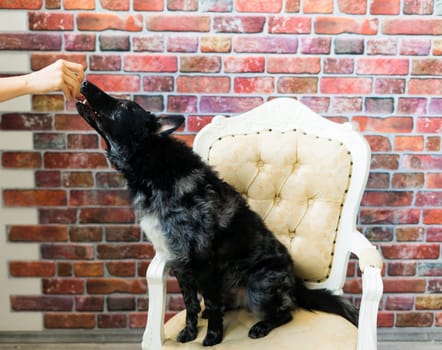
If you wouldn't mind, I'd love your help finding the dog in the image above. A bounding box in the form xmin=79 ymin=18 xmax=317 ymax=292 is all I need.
xmin=76 ymin=81 xmax=358 ymax=347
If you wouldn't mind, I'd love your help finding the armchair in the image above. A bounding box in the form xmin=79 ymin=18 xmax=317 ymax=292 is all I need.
xmin=142 ymin=98 xmax=383 ymax=350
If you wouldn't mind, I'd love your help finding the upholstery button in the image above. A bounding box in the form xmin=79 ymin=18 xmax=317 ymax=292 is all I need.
xmin=257 ymin=160 xmax=264 ymax=168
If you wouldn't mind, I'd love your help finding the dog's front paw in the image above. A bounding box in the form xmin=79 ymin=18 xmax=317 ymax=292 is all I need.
xmin=248 ymin=322 xmax=270 ymax=339
xmin=177 ymin=327 xmax=197 ymax=343
xmin=202 ymin=329 xmax=223 ymax=347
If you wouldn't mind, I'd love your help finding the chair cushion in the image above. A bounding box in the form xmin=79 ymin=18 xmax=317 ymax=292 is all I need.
xmin=207 ymin=129 xmax=352 ymax=282
xmin=162 ymin=308 xmax=357 ymax=349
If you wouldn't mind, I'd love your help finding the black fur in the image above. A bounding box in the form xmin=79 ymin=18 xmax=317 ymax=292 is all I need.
xmin=76 ymin=81 xmax=358 ymax=346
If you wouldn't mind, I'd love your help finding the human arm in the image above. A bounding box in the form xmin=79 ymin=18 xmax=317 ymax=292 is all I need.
xmin=0 ymin=59 xmax=84 ymax=102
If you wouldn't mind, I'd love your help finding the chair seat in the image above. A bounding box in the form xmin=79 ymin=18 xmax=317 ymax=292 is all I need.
xmin=162 ymin=308 xmax=357 ymax=350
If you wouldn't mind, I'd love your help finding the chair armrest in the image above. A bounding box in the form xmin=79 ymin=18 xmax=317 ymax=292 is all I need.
xmin=350 ymin=231 xmax=383 ymax=350
xmin=142 ymin=253 xmax=169 ymax=350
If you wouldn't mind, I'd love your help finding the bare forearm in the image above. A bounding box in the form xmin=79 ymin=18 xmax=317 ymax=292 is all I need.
xmin=0 ymin=75 xmax=33 ymax=102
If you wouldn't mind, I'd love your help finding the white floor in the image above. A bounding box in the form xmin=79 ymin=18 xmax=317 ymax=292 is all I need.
xmin=0 ymin=343 xmax=441 ymax=350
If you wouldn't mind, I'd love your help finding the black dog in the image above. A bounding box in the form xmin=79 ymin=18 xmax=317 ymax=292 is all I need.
xmin=76 ymin=81 xmax=358 ymax=346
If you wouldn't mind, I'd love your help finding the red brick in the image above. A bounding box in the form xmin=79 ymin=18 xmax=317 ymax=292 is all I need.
xmin=224 ymin=56 xmax=265 ymax=73
xmin=416 ymin=295 xmax=442 ymax=310
xmin=36 ymin=169 xmax=63 ymax=186
xmin=277 ymin=77 xmax=318 ymax=94
xmin=41 ymin=244 xmax=95 ymax=260
xmin=147 ymin=15 xmax=210 ymax=32
xmin=63 ymin=0 xmax=94 ymax=9
xmin=366 ymin=172 xmax=389 ymax=189
xmin=323 ymin=58 xmax=354 ymax=74
xmin=375 ymin=78 xmax=406 ymax=95
xmin=44 ymin=152 xmax=108 ymax=169
xmin=79 ymin=207 xmax=135 ymax=224
xmin=70 ymin=190 xmax=130 ymax=206
xmin=86 ymin=278 xmax=146 ymax=294
xmin=330 ymin=97 xmax=362 ymax=113
xmin=63 ymin=171 xmax=94 ymax=188
xmin=423 ymin=209 xmax=442 ymax=225
xmin=39 ymin=208 xmax=78 ymax=224
xmin=337 ymin=0 xmax=367 ymax=14
xmin=234 ymin=36 xmax=297 ymax=53
xmin=69 ymin=226 xmax=103 ymax=242
xmin=392 ymin=173 xmax=424 ymax=189
xmin=75 ymin=296 xmax=104 ymax=311
xmin=187 ymin=115 xmax=214 ymax=133
xmin=42 ymin=278 xmax=84 ymax=294
xmin=0 ymin=0 xmax=42 ymax=9
xmin=74 ymin=262 xmax=104 ymax=277
xmin=395 ymin=136 xmax=424 ymax=152
xmin=370 ymin=0 xmax=400 ymax=14
xmin=383 ymin=278 xmax=427 ymax=293
xmin=303 ymin=0 xmax=333 ymax=13
xmin=357 ymin=58 xmax=409 ymax=75
xmin=382 ymin=244 xmax=440 ymax=259
xmin=400 ymin=38 xmax=431 ymax=56
xmin=11 ymin=296 xmax=73 ymax=311
xmin=385 ymin=296 xmax=414 ymax=310
xmin=388 ymin=262 xmax=417 ymax=276
xmin=2 ymin=152 xmax=42 ymax=168
xmin=359 ymin=209 xmax=420 ymax=224
xmin=200 ymin=96 xmax=263 ymax=113
xmin=404 ymin=0 xmax=434 ymax=14
xmin=426 ymin=137 xmax=441 ymax=152
xmin=370 ymin=155 xmax=400 ymax=170
xmin=167 ymin=36 xmax=198 ymax=52
xmin=300 ymin=97 xmax=330 ymax=113
xmin=235 ymin=0 xmax=282 ymax=12
xmin=0 ymin=33 xmax=62 ymax=50
xmin=1 ymin=113 xmax=52 ymax=130
xmin=10 ymin=261 xmax=55 ymax=277
xmin=268 ymin=57 xmax=320 ymax=74
xmin=365 ymin=134 xmax=392 ymax=152
xmin=123 ymin=54 xmax=177 ymax=72
xmin=285 ymin=0 xmax=300 ymax=12
xmin=397 ymin=98 xmax=427 ymax=114
xmin=129 ymin=312 xmax=147 ymax=328
xmin=97 ymin=243 xmax=154 ymax=259
xmin=177 ymin=76 xmax=229 ymax=93
xmin=412 ymin=59 xmax=442 ymax=75
xmin=320 ymin=77 xmax=372 ymax=94
xmin=268 ymin=16 xmax=311 ymax=34
xmin=100 ymin=0 xmax=129 ymax=10
xmin=416 ymin=117 xmax=442 ymax=133
xmin=234 ymin=77 xmax=274 ymax=94
xmin=201 ymin=36 xmax=231 ymax=53
xmin=180 ymin=56 xmax=221 ymax=73
xmin=4 ymin=190 xmax=66 ymax=207
xmin=378 ymin=312 xmax=395 ymax=327
xmin=383 ymin=19 xmax=442 ymax=35
xmin=90 ymin=55 xmax=121 ymax=71
xmin=353 ymin=117 xmax=413 ymax=133
xmin=86 ymin=74 xmax=141 ymax=92
xmin=55 ymin=114 xmax=91 ymax=131
xmin=106 ymin=262 xmax=136 ymax=277
xmin=366 ymin=38 xmax=397 ymax=55
xmin=315 ymin=17 xmax=378 ymax=35
xmin=361 ymin=191 xmax=413 ymax=207
xmin=133 ymin=95 xmax=164 ymax=113
xmin=396 ymin=312 xmax=433 ymax=327
xmin=133 ymin=0 xmax=163 ymax=10
xmin=29 ymin=12 xmax=73 ymax=30
xmin=167 ymin=95 xmax=198 ymax=113
xmin=402 ymin=155 xmax=442 ymax=170
xmin=99 ymin=34 xmax=130 ymax=51
xmin=300 ymin=37 xmax=331 ymax=54
xmin=396 ymin=227 xmax=425 ymax=241
xmin=427 ymin=173 xmax=442 ymax=189
xmin=9 ymin=225 xmax=68 ymax=242
xmin=365 ymin=98 xmax=394 ymax=114
xmin=44 ymin=313 xmax=95 ymax=329
xmin=213 ymin=16 xmax=266 ymax=33
xmin=142 ymin=76 xmax=174 ymax=92
xmin=98 ymin=314 xmax=127 ymax=328
xmin=77 ymin=13 xmax=143 ymax=31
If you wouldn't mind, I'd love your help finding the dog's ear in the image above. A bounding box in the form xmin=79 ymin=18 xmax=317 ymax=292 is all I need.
xmin=157 ymin=115 xmax=185 ymax=136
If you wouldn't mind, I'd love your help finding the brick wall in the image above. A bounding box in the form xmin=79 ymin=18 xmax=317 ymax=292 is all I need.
xmin=0 ymin=0 xmax=441 ymax=335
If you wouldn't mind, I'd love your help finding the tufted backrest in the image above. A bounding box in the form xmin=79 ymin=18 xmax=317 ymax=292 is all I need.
xmin=207 ymin=129 xmax=352 ymax=282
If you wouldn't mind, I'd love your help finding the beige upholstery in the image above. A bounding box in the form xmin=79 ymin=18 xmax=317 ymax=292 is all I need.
xmin=208 ymin=130 xmax=352 ymax=282
xmin=142 ymin=98 xmax=383 ymax=350
xmin=163 ymin=308 xmax=357 ymax=350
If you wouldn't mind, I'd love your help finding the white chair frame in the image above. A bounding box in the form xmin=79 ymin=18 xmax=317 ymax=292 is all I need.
xmin=142 ymin=98 xmax=383 ymax=350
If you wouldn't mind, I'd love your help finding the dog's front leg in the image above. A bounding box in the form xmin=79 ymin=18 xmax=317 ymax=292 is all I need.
xmin=200 ymin=276 xmax=223 ymax=346
xmin=175 ymin=269 xmax=200 ymax=343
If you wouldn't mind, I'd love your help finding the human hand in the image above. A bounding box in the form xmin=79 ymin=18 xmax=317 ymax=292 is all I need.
xmin=26 ymin=59 xmax=85 ymax=100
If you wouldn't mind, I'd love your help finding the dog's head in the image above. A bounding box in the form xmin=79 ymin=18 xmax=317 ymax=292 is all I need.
xmin=76 ymin=81 xmax=184 ymax=166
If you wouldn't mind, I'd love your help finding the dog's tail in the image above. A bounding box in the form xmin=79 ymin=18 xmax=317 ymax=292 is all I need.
xmin=294 ymin=278 xmax=359 ymax=327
